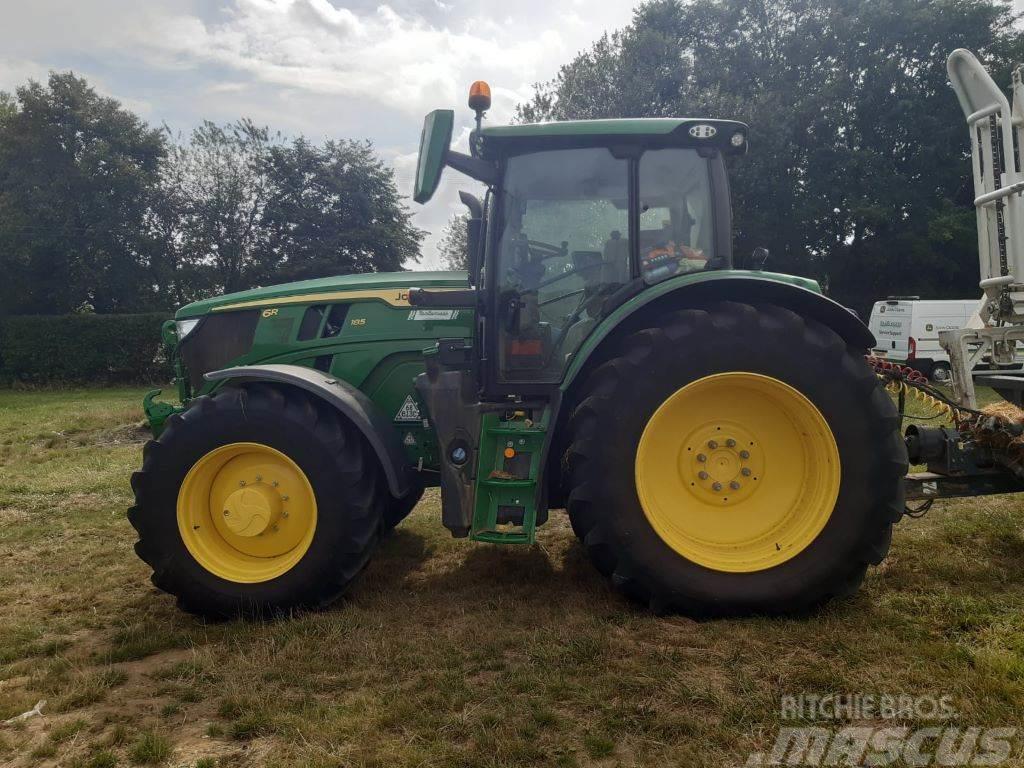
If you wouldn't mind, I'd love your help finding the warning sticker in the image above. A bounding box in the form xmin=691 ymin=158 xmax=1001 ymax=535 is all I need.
xmin=408 ymin=309 xmax=459 ymax=321
xmin=394 ymin=395 xmax=422 ymax=422
xmin=403 ymin=432 xmax=417 ymax=447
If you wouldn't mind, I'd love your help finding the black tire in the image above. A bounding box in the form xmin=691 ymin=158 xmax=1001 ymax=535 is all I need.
xmin=565 ymin=301 xmax=907 ymax=616
xmin=382 ymin=487 xmax=424 ymax=532
xmin=931 ymin=362 xmax=951 ymax=384
xmin=129 ymin=384 xmax=382 ymax=618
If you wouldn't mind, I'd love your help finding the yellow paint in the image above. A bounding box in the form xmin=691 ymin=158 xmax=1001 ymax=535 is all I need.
xmin=212 ymin=287 xmax=466 ymax=312
xmin=177 ymin=442 xmax=317 ymax=583
xmin=634 ymin=372 xmax=840 ymax=572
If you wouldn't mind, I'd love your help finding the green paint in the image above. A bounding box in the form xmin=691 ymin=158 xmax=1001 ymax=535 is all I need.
xmin=561 ymin=270 xmax=821 ymax=389
xmin=176 ymin=270 xmax=468 ymax=318
xmin=470 ymin=410 xmax=550 ymax=544
xmin=481 ymin=117 xmax=746 ymax=139
xmin=414 ymin=109 xmax=454 ymax=204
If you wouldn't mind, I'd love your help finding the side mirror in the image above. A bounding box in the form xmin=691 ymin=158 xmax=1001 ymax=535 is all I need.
xmin=413 ymin=110 xmax=454 ymax=204
xmin=459 ymin=191 xmax=483 ymax=284
xmin=751 ymin=246 xmax=769 ymax=271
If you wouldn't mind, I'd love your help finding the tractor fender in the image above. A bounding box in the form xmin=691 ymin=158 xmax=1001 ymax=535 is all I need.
xmin=561 ymin=271 xmax=874 ymax=392
xmin=204 ymin=363 xmax=415 ymax=499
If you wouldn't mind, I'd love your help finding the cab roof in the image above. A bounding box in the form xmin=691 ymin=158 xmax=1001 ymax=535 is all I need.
xmin=477 ymin=117 xmax=748 ymax=155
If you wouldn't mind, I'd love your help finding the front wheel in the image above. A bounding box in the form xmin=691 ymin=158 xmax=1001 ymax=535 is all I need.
xmin=129 ymin=384 xmax=382 ymax=618
xmin=565 ymin=301 xmax=907 ymax=616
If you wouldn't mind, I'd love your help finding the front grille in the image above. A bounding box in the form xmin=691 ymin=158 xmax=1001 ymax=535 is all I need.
xmin=179 ymin=310 xmax=260 ymax=393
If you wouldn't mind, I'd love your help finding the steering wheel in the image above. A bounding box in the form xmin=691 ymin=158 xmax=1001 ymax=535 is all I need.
xmin=538 ymin=288 xmax=585 ymax=308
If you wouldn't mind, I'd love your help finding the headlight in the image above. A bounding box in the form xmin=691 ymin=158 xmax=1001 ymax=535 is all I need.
xmin=730 ymin=131 xmax=746 ymax=148
xmin=175 ymin=318 xmax=201 ymax=341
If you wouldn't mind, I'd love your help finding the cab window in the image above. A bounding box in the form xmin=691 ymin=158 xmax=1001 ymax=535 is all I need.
xmin=495 ymin=148 xmax=629 ymax=383
xmin=638 ymin=149 xmax=716 ymax=284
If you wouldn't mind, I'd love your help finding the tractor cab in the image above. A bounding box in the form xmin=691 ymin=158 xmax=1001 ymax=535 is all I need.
xmin=410 ymin=87 xmax=752 ymax=541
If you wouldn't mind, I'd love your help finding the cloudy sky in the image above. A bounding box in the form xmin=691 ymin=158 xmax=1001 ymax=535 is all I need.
xmin=0 ymin=0 xmax=640 ymax=269
xmin=4 ymin=0 xmax=1024 ymax=269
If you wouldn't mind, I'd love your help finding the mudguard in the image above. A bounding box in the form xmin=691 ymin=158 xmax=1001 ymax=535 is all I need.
xmin=562 ymin=271 xmax=873 ymax=391
xmin=204 ymin=364 xmax=416 ymax=499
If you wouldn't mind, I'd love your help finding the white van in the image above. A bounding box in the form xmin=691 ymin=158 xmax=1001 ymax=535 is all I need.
xmin=867 ymin=297 xmax=978 ymax=381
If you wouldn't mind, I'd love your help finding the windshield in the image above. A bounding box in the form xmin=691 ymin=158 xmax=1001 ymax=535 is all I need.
xmin=494 ymin=146 xmax=718 ymax=383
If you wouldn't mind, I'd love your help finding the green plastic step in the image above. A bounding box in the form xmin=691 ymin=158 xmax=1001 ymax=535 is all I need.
xmin=478 ymin=478 xmax=535 ymax=488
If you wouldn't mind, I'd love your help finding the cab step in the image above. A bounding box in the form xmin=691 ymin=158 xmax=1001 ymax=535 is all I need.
xmin=470 ymin=412 xmax=548 ymax=544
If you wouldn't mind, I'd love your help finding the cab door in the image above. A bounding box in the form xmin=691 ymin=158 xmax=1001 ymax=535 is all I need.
xmin=483 ymin=147 xmax=632 ymax=397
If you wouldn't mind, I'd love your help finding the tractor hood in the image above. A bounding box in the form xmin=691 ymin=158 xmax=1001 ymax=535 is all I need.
xmin=175 ymin=270 xmax=470 ymax=319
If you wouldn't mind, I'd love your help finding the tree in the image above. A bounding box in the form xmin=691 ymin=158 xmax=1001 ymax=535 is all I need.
xmin=156 ymin=120 xmax=279 ymax=297
xmin=437 ymin=212 xmax=469 ymax=271
xmin=156 ymin=125 xmax=423 ymax=297
xmin=264 ymin=138 xmax=422 ymax=281
xmin=0 ymin=73 xmax=166 ymax=314
xmin=518 ymin=0 xmax=1024 ymax=312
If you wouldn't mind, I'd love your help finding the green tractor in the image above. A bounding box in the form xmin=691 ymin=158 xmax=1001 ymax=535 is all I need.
xmin=131 ymin=83 xmax=906 ymax=618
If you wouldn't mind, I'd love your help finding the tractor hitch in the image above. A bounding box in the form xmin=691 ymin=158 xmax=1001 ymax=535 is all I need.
xmin=903 ymin=423 xmax=1024 ymax=501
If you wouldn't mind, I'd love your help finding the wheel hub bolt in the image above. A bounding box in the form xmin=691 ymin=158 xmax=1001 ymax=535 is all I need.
xmin=739 ymin=450 xmax=750 ymax=459
xmin=696 ymin=453 xmax=707 ymax=463
xmin=239 ymin=480 xmax=246 ymax=487
xmin=725 ymin=438 xmax=736 ymax=448
xmin=707 ymin=440 xmax=718 ymax=449
xmin=281 ymin=495 xmax=289 ymax=502
xmin=698 ymin=470 xmax=709 ymax=480
xmin=223 ymin=509 xmax=230 ymax=516
xmin=741 ymin=467 xmax=752 ymax=477
xmin=255 ymin=475 xmax=263 ymax=482
xmin=281 ymin=510 xmax=289 ymax=518
xmin=729 ymin=481 xmax=740 ymax=490
xmin=272 ymin=480 xmax=279 ymax=487
xmin=712 ymin=482 xmax=723 ymax=491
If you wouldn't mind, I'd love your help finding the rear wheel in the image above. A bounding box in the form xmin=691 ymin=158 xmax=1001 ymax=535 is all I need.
xmin=565 ymin=301 xmax=906 ymax=615
xmin=130 ymin=384 xmax=382 ymax=618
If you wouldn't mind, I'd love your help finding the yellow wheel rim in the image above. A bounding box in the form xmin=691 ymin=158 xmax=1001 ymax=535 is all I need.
xmin=177 ymin=442 xmax=317 ymax=583
xmin=634 ymin=373 xmax=840 ymax=572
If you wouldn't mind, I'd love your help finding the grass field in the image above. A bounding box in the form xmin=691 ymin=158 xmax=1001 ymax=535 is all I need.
xmin=1 ymin=387 xmax=1024 ymax=767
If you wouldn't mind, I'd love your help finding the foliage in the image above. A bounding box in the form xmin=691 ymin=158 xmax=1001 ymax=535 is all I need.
xmin=151 ymin=123 xmax=423 ymax=302
xmin=149 ymin=120 xmax=278 ymax=304
xmin=0 ymin=313 xmax=172 ymax=385
xmin=0 ymin=79 xmax=423 ymax=315
xmin=0 ymin=73 xmax=167 ymax=314
xmin=264 ymin=138 xmax=422 ymax=281
xmin=518 ymin=0 xmax=1024 ymax=312
xmin=437 ymin=212 xmax=470 ymax=270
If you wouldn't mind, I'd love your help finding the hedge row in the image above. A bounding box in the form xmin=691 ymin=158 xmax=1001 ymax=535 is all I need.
xmin=0 ymin=313 xmax=173 ymax=386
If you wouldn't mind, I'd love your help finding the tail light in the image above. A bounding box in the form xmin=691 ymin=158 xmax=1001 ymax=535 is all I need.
xmin=908 ymin=336 xmax=917 ymax=360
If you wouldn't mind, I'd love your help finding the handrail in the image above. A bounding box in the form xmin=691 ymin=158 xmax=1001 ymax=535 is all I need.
xmin=974 ymin=180 xmax=1024 ymax=208
xmin=967 ymin=103 xmax=1003 ymax=124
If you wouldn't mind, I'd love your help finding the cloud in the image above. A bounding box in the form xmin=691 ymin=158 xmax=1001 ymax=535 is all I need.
xmin=0 ymin=57 xmax=48 ymax=92
xmin=138 ymin=0 xmax=576 ymax=120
